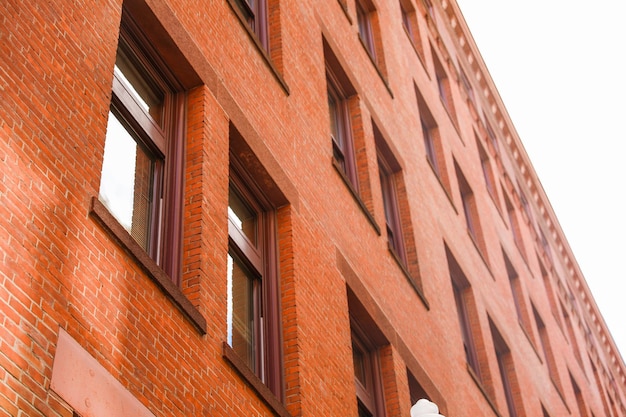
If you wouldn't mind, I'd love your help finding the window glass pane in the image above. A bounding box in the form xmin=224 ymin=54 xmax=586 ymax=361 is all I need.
xmin=379 ymin=171 xmax=393 ymax=225
xmin=228 ymin=186 xmax=258 ymax=245
xmin=357 ymin=4 xmax=368 ymax=41
xmin=227 ymin=252 xmax=256 ymax=370
xmin=358 ymin=403 xmax=374 ymax=417
xmin=352 ymin=341 xmax=367 ymax=387
xmin=234 ymin=0 xmax=255 ymax=26
xmin=115 ymin=48 xmax=165 ymax=125
xmin=99 ymin=111 xmax=156 ymax=251
xmin=422 ymin=121 xmax=438 ymax=172
xmin=328 ymin=91 xmax=341 ymax=147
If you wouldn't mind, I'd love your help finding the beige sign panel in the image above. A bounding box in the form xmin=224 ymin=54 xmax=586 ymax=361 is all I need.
xmin=50 ymin=328 xmax=156 ymax=417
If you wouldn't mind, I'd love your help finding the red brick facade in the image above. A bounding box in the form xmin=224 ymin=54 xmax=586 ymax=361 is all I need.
xmin=1 ymin=0 xmax=624 ymax=416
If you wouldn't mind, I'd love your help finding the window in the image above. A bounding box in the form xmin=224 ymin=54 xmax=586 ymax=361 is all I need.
xmin=476 ymin=136 xmax=497 ymax=200
xmin=459 ymin=68 xmax=476 ymax=109
xmin=538 ymin=261 xmax=562 ymax=328
xmin=227 ymin=162 xmax=283 ymax=400
xmin=324 ymin=41 xmax=379 ymax=231
xmin=374 ymin=126 xmax=423 ymax=297
xmin=446 ymin=250 xmax=481 ymax=379
xmin=357 ymin=0 xmax=376 ymax=60
xmin=503 ymin=251 xmax=534 ymax=344
xmin=433 ymin=52 xmax=457 ymax=124
xmin=232 ymin=0 xmax=268 ymax=49
xmin=561 ymin=300 xmax=583 ymax=365
xmin=327 ymin=73 xmax=357 ymax=188
xmin=415 ymin=86 xmax=450 ymax=194
xmin=400 ymin=0 xmax=424 ymax=60
xmin=533 ymin=305 xmax=563 ymax=393
xmin=456 ymin=163 xmax=488 ymax=259
xmin=352 ymin=327 xmax=385 ymax=417
xmin=570 ymin=373 xmax=590 ymax=417
xmin=347 ymin=289 xmax=387 ymax=417
xmin=377 ymin=151 xmax=405 ymax=264
xmin=457 ymin=168 xmax=476 ymax=237
xmin=378 ymin=157 xmax=404 ymax=258
xmin=518 ymin=188 xmax=532 ymax=224
xmin=490 ymin=319 xmax=522 ymax=417
xmin=407 ymin=370 xmax=429 ymax=406
xmin=325 ymin=44 xmax=361 ymax=192
xmin=590 ymin=359 xmax=612 ymax=417
xmin=506 ymin=257 xmax=523 ymax=322
xmin=356 ymin=0 xmax=387 ymax=78
xmin=504 ymin=193 xmax=526 ymax=259
xmin=539 ymin=228 xmax=553 ymax=265
xmin=452 ymin=279 xmax=480 ymax=377
xmin=99 ymin=19 xmax=186 ymax=284
xmin=400 ymin=1 xmax=412 ymax=35
xmin=421 ymin=117 xmax=438 ymax=173
xmin=422 ymin=0 xmax=435 ymax=22
xmin=485 ymin=119 xmax=499 ymax=156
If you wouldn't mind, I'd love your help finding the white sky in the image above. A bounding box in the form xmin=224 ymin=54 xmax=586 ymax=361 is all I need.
xmin=455 ymin=0 xmax=626 ymax=359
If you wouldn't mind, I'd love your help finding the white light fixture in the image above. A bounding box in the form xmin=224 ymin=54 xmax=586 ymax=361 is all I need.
xmin=411 ymin=399 xmax=445 ymax=417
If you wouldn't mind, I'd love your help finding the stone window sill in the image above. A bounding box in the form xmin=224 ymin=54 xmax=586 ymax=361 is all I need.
xmin=89 ymin=197 xmax=206 ymax=334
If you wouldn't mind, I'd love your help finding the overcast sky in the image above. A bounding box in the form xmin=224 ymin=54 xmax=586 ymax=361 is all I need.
xmin=455 ymin=0 xmax=626 ymax=359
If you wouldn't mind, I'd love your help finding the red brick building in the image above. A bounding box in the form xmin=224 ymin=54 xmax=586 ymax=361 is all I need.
xmin=1 ymin=0 xmax=624 ymax=416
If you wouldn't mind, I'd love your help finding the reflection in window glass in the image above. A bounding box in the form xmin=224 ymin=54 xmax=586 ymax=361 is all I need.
xmin=228 ymin=186 xmax=257 ymax=245
xmin=352 ymin=341 xmax=367 ymax=387
xmin=99 ymin=111 xmax=155 ymax=251
xmin=227 ymin=252 xmax=256 ymax=371
xmin=114 ymin=48 xmax=165 ymax=125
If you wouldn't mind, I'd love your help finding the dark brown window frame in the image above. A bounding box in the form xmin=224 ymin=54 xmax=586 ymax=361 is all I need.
xmin=445 ymin=248 xmax=483 ymax=382
xmin=455 ymin=162 xmax=489 ymax=263
xmin=570 ymin=372 xmax=590 ymax=417
xmin=407 ymin=369 xmax=430 ymax=406
xmin=400 ymin=1 xmax=413 ymax=36
xmin=422 ymin=0 xmax=435 ymax=23
xmin=503 ymin=252 xmax=525 ymax=325
xmin=476 ymin=136 xmax=497 ymax=201
xmin=351 ymin=321 xmax=386 ymax=417
xmin=421 ymin=117 xmax=439 ymax=175
xmin=445 ymin=247 xmax=505 ymax=416
xmin=400 ymin=0 xmax=427 ymax=68
xmin=432 ymin=52 xmax=457 ymax=126
xmin=539 ymin=227 xmax=553 ymax=266
xmin=232 ymin=0 xmax=269 ymax=49
xmin=490 ymin=319 xmax=521 ymax=417
xmin=458 ymin=173 xmax=477 ymax=240
xmin=374 ymin=125 xmax=427 ymax=303
xmin=377 ymin=154 xmax=406 ymax=264
xmin=485 ymin=119 xmax=500 ymax=156
xmin=533 ymin=305 xmax=563 ymax=394
xmin=415 ymin=85 xmax=454 ymax=203
xmin=326 ymin=66 xmax=359 ymax=194
xmin=504 ymin=192 xmax=527 ymax=260
xmin=459 ymin=67 xmax=476 ymax=109
xmin=226 ymin=156 xmax=284 ymax=402
xmin=452 ymin=279 xmax=480 ymax=379
xmin=356 ymin=0 xmax=377 ymax=61
xmin=224 ymin=0 xmax=289 ymax=94
xmin=328 ymin=72 xmax=358 ymax=190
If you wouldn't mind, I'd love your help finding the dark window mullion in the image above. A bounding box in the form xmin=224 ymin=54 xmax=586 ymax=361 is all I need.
xmin=228 ymin=219 xmax=263 ymax=273
xmin=111 ymin=75 xmax=167 ymax=155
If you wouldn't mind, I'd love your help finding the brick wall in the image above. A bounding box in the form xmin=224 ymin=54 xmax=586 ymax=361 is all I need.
xmin=1 ymin=0 xmax=624 ymax=416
